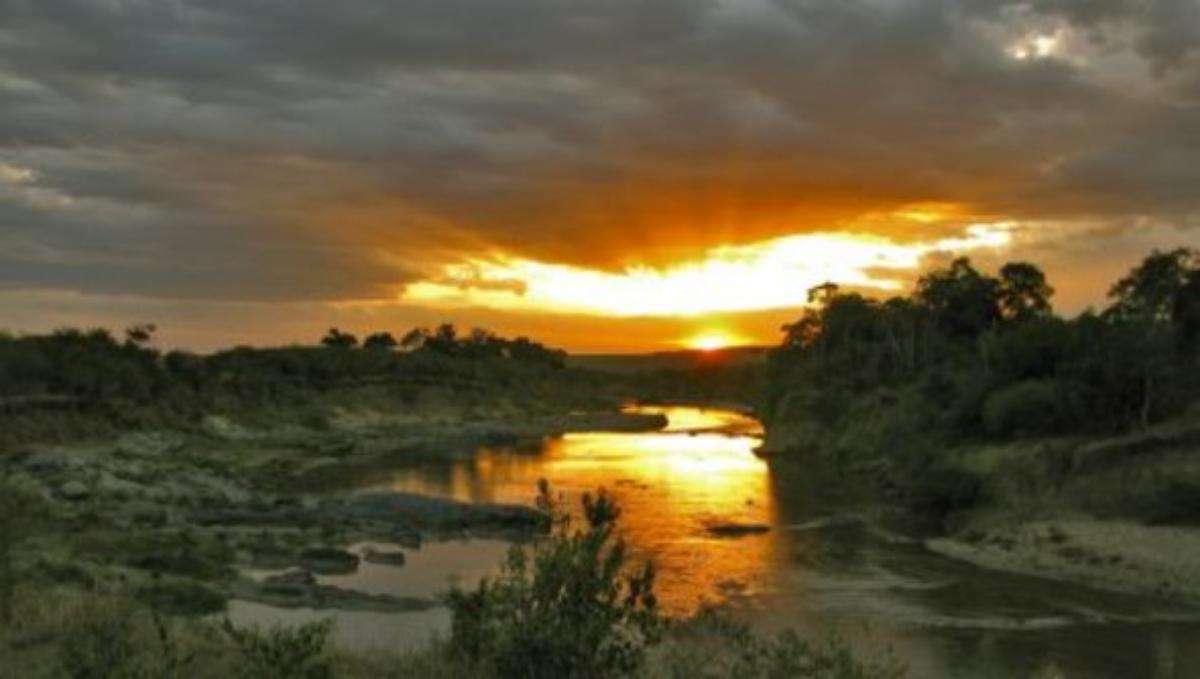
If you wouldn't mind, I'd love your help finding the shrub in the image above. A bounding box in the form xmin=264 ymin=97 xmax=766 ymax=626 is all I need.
xmin=135 ymin=580 xmax=227 ymax=616
xmin=982 ymin=380 xmax=1067 ymax=438
xmin=652 ymin=611 xmax=905 ymax=679
xmin=220 ymin=618 xmax=335 ymax=679
xmin=444 ymin=480 xmax=662 ymax=679
xmin=904 ymin=465 xmax=983 ymax=522
xmin=0 ymin=479 xmax=49 ymax=623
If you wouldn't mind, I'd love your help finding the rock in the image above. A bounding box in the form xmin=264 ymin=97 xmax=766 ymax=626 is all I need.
xmin=706 ymin=522 xmax=771 ymax=538
xmin=298 ymin=547 xmax=360 ymax=575
xmin=340 ymin=492 xmax=545 ymax=535
xmin=23 ymin=450 xmax=70 ymax=474
xmin=228 ymin=577 xmax=436 ymax=613
xmin=188 ymin=507 xmax=315 ymax=528
xmin=125 ymin=501 xmax=168 ymax=526
xmin=59 ymin=480 xmax=89 ymax=501
xmin=264 ymin=569 xmax=317 ymax=588
xmin=202 ymin=415 xmax=258 ymax=442
xmin=363 ymin=547 xmax=406 ymax=566
xmin=96 ymin=471 xmax=147 ymax=500
xmin=116 ymin=431 xmax=186 ymax=457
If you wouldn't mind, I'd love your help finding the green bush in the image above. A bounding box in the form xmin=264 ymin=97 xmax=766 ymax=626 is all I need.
xmin=220 ymin=618 xmax=334 ymax=679
xmin=444 ymin=480 xmax=662 ymax=679
xmin=0 ymin=479 xmax=49 ymax=623
xmin=982 ymin=380 xmax=1067 ymax=438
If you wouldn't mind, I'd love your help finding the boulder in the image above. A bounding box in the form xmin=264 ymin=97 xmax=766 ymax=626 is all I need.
xmin=22 ymin=450 xmax=70 ymax=474
xmin=116 ymin=431 xmax=186 ymax=457
xmin=362 ymin=547 xmax=406 ymax=567
xmin=59 ymin=480 xmax=89 ymax=501
xmin=202 ymin=415 xmax=258 ymax=442
xmin=340 ymin=492 xmax=544 ymax=534
xmin=96 ymin=471 xmax=147 ymax=500
xmin=298 ymin=547 xmax=360 ymax=575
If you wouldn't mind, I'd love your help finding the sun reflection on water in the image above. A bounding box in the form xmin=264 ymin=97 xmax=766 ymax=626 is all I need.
xmin=381 ymin=406 xmax=777 ymax=614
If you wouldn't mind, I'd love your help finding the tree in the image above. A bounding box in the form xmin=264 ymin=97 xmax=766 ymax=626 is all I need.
xmin=362 ymin=332 xmax=398 ymax=351
xmin=998 ymin=262 xmax=1053 ymax=323
xmin=318 ymin=327 xmax=357 ymax=349
xmin=400 ymin=327 xmax=430 ymax=351
xmin=1173 ymin=269 xmax=1200 ymax=358
xmin=125 ymin=323 xmax=157 ymax=347
xmin=1106 ymin=248 xmax=1195 ymax=323
xmin=914 ymin=258 xmax=1000 ymax=338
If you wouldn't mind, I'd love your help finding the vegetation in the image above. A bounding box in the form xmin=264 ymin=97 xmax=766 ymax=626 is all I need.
xmin=0 ymin=484 xmax=898 ymax=678
xmin=444 ymin=481 xmax=661 ymax=678
xmin=0 ymin=323 xmax=597 ymax=447
xmin=764 ymin=248 xmax=1200 ymax=521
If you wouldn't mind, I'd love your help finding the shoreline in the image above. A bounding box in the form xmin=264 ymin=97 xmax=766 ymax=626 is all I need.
xmin=927 ymin=517 xmax=1200 ymax=604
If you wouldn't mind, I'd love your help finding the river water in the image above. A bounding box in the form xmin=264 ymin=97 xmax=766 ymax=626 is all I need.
xmin=231 ymin=406 xmax=1200 ymax=678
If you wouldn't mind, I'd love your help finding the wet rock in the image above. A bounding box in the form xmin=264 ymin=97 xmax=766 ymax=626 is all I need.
xmin=706 ymin=522 xmax=770 ymax=538
xmin=298 ymin=547 xmax=360 ymax=575
xmin=264 ymin=569 xmax=317 ymax=588
xmin=340 ymin=492 xmax=544 ymax=534
xmin=229 ymin=577 xmax=436 ymax=613
xmin=363 ymin=547 xmax=406 ymax=566
xmin=188 ymin=507 xmax=316 ymax=528
xmin=59 ymin=480 xmax=89 ymax=501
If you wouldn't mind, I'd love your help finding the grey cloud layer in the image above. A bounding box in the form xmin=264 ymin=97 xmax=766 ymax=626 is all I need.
xmin=1 ymin=0 xmax=1198 ymax=302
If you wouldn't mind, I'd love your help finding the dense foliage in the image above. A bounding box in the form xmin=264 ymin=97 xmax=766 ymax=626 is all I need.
xmin=0 ymin=324 xmax=594 ymax=444
xmin=765 ymin=249 xmax=1200 ymax=497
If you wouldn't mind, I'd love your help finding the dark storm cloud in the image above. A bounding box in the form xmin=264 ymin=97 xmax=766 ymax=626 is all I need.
xmin=0 ymin=0 xmax=1198 ymax=303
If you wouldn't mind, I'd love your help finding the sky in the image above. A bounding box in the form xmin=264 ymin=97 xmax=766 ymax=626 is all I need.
xmin=2 ymin=0 xmax=1199 ymax=353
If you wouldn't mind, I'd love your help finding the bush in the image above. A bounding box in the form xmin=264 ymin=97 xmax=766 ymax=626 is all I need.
xmin=135 ymin=580 xmax=227 ymax=616
xmin=0 ymin=479 xmax=49 ymax=623
xmin=220 ymin=618 xmax=335 ymax=679
xmin=904 ymin=465 xmax=983 ymax=522
xmin=652 ymin=611 xmax=905 ymax=679
xmin=444 ymin=480 xmax=662 ymax=679
xmin=982 ymin=380 xmax=1068 ymax=438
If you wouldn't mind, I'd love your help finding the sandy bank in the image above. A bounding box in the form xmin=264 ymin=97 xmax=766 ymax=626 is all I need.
xmin=928 ymin=518 xmax=1200 ymax=602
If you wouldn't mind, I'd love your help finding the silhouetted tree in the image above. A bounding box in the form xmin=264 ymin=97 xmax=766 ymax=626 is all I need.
xmin=915 ymin=258 xmax=1001 ymax=338
xmin=362 ymin=332 xmax=398 ymax=351
xmin=998 ymin=262 xmax=1053 ymax=323
xmin=1106 ymin=248 xmax=1195 ymax=323
xmin=125 ymin=323 xmax=157 ymax=347
xmin=319 ymin=327 xmax=358 ymax=349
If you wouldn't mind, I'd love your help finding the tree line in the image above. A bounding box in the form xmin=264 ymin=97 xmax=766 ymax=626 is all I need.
xmin=766 ymin=248 xmax=1200 ymax=451
xmin=0 ymin=323 xmax=573 ymax=433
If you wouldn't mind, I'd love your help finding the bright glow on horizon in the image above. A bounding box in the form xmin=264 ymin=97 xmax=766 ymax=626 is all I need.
xmin=403 ymin=223 xmax=1014 ymax=317
xmin=689 ymin=334 xmax=731 ymax=351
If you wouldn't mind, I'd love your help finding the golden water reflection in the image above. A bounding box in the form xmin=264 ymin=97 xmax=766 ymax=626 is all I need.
xmin=380 ymin=406 xmax=776 ymax=614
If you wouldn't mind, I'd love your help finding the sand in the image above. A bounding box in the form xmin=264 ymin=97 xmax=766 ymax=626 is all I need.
xmin=927 ymin=518 xmax=1200 ymax=602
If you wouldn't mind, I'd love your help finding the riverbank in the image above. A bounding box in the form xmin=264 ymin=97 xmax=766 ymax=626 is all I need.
xmin=0 ymin=401 xmax=668 ymax=626
xmin=763 ymin=411 xmax=1200 ymax=605
xmin=928 ymin=517 xmax=1200 ymax=603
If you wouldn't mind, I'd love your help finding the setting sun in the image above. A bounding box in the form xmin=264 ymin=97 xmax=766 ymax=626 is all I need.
xmin=687 ymin=334 xmax=733 ymax=351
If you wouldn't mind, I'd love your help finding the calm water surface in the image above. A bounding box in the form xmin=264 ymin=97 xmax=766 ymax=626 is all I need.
xmin=233 ymin=406 xmax=1200 ymax=678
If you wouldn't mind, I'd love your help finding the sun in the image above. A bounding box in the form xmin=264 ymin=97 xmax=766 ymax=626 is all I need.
xmin=687 ymin=334 xmax=732 ymax=352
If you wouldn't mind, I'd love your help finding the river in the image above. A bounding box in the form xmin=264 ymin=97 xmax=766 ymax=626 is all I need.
xmin=230 ymin=406 xmax=1200 ymax=678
